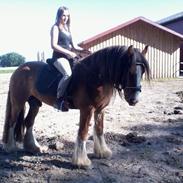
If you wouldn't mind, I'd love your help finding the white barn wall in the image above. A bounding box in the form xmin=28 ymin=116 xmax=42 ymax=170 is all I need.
xmin=87 ymin=21 xmax=181 ymax=79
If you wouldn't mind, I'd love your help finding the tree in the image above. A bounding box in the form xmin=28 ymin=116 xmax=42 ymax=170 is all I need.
xmin=0 ymin=52 xmax=25 ymax=67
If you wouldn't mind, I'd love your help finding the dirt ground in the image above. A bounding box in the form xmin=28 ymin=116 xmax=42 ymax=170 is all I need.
xmin=0 ymin=73 xmax=183 ymax=183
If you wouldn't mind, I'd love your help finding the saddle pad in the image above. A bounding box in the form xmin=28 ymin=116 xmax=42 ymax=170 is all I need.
xmin=36 ymin=64 xmax=62 ymax=96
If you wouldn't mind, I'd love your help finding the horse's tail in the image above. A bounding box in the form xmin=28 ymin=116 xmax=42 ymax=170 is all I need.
xmin=2 ymin=91 xmax=12 ymax=143
xmin=2 ymin=90 xmax=26 ymax=144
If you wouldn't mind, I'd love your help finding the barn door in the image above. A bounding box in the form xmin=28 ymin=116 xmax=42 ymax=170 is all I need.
xmin=180 ymin=44 xmax=183 ymax=76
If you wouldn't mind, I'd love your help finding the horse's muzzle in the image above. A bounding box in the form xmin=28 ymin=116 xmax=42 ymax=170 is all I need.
xmin=128 ymin=98 xmax=139 ymax=106
xmin=124 ymin=91 xmax=140 ymax=106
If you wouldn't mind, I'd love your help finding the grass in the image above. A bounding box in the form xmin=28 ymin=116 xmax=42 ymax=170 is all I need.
xmin=0 ymin=67 xmax=17 ymax=74
xmin=0 ymin=69 xmax=15 ymax=74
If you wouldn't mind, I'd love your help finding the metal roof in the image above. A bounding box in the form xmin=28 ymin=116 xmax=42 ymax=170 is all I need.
xmin=157 ymin=11 xmax=183 ymax=25
xmin=79 ymin=16 xmax=183 ymax=47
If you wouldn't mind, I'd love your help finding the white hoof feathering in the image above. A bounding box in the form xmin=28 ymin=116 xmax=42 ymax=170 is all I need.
xmin=93 ymin=129 xmax=112 ymax=158
xmin=3 ymin=127 xmax=17 ymax=152
xmin=72 ymin=137 xmax=91 ymax=168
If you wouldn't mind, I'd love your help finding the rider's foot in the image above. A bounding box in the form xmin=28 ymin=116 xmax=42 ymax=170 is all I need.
xmin=60 ymin=100 xmax=69 ymax=112
xmin=54 ymin=99 xmax=69 ymax=112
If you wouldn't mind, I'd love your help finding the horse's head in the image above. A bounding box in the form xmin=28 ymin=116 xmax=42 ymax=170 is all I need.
xmin=123 ymin=45 xmax=150 ymax=106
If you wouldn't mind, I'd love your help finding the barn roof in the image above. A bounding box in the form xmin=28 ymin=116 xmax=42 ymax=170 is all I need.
xmin=157 ymin=11 xmax=183 ymax=25
xmin=78 ymin=16 xmax=183 ymax=47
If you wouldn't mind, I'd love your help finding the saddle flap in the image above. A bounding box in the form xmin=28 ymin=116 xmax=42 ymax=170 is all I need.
xmin=36 ymin=63 xmax=62 ymax=96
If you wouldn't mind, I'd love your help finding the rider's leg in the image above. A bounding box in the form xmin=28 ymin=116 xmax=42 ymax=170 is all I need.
xmin=53 ymin=58 xmax=72 ymax=111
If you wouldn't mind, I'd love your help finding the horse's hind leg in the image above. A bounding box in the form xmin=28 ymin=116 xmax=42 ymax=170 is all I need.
xmin=93 ymin=109 xmax=112 ymax=158
xmin=23 ymin=97 xmax=47 ymax=153
xmin=3 ymin=91 xmax=25 ymax=152
xmin=3 ymin=107 xmax=20 ymax=152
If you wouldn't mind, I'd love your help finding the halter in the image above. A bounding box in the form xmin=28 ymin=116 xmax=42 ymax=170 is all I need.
xmin=123 ymin=62 xmax=144 ymax=92
xmin=124 ymin=85 xmax=142 ymax=92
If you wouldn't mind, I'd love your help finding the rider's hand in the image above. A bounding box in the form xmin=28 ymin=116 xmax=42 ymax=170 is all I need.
xmin=69 ymin=52 xmax=77 ymax=58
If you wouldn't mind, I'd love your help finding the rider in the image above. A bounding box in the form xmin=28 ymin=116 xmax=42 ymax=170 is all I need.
xmin=50 ymin=6 xmax=78 ymax=111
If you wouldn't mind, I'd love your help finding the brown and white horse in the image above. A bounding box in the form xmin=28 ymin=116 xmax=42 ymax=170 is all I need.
xmin=2 ymin=45 xmax=150 ymax=168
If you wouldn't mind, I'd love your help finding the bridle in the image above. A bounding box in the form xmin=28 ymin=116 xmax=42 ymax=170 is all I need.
xmin=123 ymin=62 xmax=144 ymax=92
xmin=124 ymin=85 xmax=142 ymax=92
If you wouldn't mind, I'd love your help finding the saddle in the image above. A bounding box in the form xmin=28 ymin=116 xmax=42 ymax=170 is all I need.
xmin=36 ymin=59 xmax=63 ymax=97
xmin=36 ymin=51 xmax=91 ymax=107
xmin=36 ymin=58 xmax=77 ymax=109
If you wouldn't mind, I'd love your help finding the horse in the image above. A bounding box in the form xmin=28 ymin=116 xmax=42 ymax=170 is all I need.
xmin=2 ymin=45 xmax=150 ymax=168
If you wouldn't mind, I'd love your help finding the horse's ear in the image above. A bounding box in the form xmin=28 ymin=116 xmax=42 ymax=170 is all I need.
xmin=128 ymin=45 xmax=134 ymax=55
xmin=142 ymin=45 xmax=148 ymax=55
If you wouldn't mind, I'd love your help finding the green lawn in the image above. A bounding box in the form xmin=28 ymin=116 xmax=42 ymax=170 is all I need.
xmin=0 ymin=67 xmax=17 ymax=74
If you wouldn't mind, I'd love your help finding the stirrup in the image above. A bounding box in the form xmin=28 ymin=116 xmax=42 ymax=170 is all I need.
xmin=54 ymin=99 xmax=69 ymax=112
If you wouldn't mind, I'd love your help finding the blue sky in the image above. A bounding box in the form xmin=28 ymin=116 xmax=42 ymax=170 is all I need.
xmin=0 ymin=0 xmax=183 ymax=60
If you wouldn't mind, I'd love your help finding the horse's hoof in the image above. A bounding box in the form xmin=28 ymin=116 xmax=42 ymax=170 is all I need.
xmin=72 ymin=157 xmax=92 ymax=169
xmin=39 ymin=145 xmax=48 ymax=153
xmin=104 ymin=149 xmax=112 ymax=159
xmin=3 ymin=143 xmax=18 ymax=153
xmin=24 ymin=145 xmax=48 ymax=154
xmin=94 ymin=148 xmax=112 ymax=159
xmin=78 ymin=163 xmax=94 ymax=170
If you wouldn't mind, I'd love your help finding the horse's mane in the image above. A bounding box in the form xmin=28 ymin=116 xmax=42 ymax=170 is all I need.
xmin=71 ymin=46 xmax=150 ymax=96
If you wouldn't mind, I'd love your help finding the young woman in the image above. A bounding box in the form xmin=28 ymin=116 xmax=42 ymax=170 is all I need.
xmin=50 ymin=6 xmax=77 ymax=111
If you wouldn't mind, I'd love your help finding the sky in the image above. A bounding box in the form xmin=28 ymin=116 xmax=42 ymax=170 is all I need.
xmin=0 ymin=0 xmax=183 ymax=61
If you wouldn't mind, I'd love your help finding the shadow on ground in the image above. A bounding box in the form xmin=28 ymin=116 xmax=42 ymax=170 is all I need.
xmin=1 ymin=117 xmax=183 ymax=183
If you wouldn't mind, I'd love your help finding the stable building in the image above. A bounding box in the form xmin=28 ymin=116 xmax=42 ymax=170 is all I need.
xmin=158 ymin=12 xmax=183 ymax=76
xmin=79 ymin=16 xmax=183 ymax=79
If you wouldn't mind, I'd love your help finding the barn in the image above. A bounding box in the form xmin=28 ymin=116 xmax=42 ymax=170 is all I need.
xmin=158 ymin=12 xmax=183 ymax=35
xmin=79 ymin=16 xmax=183 ymax=79
xmin=158 ymin=12 xmax=183 ymax=76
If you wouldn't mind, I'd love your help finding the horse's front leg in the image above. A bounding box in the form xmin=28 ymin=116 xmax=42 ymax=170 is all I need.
xmin=93 ymin=109 xmax=112 ymax=158
xmin=72 ymin=107 xmax=93 ymax=168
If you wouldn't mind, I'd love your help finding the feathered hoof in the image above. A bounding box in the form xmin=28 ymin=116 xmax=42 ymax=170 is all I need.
xmin=3 ymin=143 xmax=18 ymax=153
xmin=24 ymin=144 xmax=48 ymax=154
xmin=38 ymin=145 xmax=48 ymax=153
xmin=94 ymin=148 xmax=112 ymax=159
xmin=72 ymin=156 xmax=92 ymax=169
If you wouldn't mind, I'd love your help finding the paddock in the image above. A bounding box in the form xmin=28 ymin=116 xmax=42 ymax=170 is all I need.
xmin=0 ymin=73 xmax=183 ymax=182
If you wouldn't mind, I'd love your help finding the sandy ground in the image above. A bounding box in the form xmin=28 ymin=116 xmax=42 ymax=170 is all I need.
xmin=0 ymin=73 xmax=183 ymax=183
